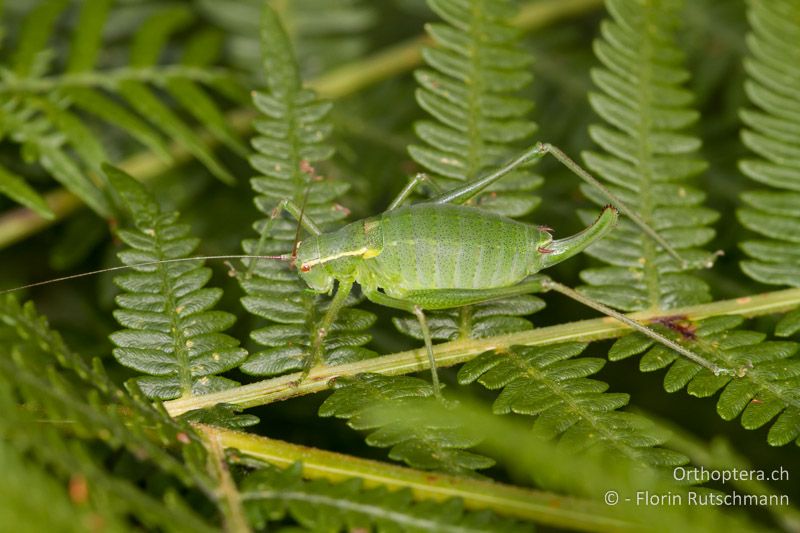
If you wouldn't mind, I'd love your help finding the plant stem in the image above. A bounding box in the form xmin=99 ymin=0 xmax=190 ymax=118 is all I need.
xmin=0 ymin=0 xmax=603 ymax=250
xmin=199 ymin=425 xmax=252 ymax=533
xmin=201 ymin=425 xmax=636 ymax=532
xmin=164 ymin=287 xmax=800 ymax=416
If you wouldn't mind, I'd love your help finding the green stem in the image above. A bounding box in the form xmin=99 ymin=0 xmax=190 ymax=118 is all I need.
xmin=198 ymin=426 xmax=252 ymax=533
xmin=164 ymin=287 xmax=800 ymax=416
xmin=0 ymin=0 xmax=603 ymax=250
xmin=202 ymin=425 xmax=636 ymax=532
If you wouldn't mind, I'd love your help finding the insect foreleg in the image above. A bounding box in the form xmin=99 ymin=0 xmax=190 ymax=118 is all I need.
xmin=308 ymin=279 xmax=355 ymax=373
xmin=387 ymin=173 xmax=444 ymax=211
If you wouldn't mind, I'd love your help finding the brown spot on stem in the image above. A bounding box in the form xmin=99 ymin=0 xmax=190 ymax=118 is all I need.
xmin=650 ymin=315 xmax=697 ymax=340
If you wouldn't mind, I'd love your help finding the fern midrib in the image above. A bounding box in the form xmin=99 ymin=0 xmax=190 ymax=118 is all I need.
xmin=153 ymin=219 xmax=194 ymax=398
xmin=457 ymin=1 xmax=496 ymax=342
xmin=284 ymin=88 xmax=324 ymax=362
xmin=637 ymin=4 xmax=661 ymax=311
xmin=508 ymin=349 xmax=645 ymax=462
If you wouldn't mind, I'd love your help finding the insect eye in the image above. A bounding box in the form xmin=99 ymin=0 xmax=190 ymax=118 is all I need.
xmin=301 ymin=264 xmax=310 ymax=272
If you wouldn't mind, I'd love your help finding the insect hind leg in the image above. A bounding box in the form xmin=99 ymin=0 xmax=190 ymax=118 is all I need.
xmin=533 ymin=142 xmax=687 ymax=268
xmin=541 ymin=279 xmax=732 ymax=376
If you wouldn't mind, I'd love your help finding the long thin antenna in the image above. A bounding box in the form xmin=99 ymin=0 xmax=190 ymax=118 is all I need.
xmin=292 ymin=181 xmax=313 ymax=265
xmin=1 ymin=255 xmax=291 ymax=296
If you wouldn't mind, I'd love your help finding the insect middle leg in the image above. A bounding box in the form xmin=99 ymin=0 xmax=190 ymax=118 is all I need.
xmin=387 ymin=173 xmax=444 ymax=210
xmin=362 ymin=279 xmax=548 ymax=398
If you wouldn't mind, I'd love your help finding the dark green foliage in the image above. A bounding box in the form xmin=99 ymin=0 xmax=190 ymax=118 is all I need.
xmin=238 ymin=5 xmax=376 ymax=376
xmin=459 ymin=343 xmax=687 ymax=467
xmin=107 ymin=166 xmax=247 ymax=399
xmin=2 ymin=1 xmax=800 ymax=530
xmin=578 ymin=0 xmax=719 ymax=311
xmin=180 ymin=403 xmax=260 ymax=429
xmin=320 ymin=374 xmax=495 ymax=474
xmin=241 ymin=462 xmax=531 ymax=532
xmin=0 ymin=0 xmax=244 ymax=217
xmin=198 ymin=0 xmax=376 ymax=78
xmin=0 ymin=295 xmax=215 ymax=531
xmin=610 ymin=315 xmax=800 ymax=446
xmin=737 ymin=0 xmax=800 ymax=287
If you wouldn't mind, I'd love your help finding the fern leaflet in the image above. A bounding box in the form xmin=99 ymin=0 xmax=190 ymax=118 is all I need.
xmin=737 ymin=0 xmax=800 ymax=290
xmin=0 ymin=0 xmax=245 ymax=216
xmin=610 ymin=315 xmax=800 ymax=446
xmin=0 ymin=295 xmax=216 ymax=531
xmin=238 ymin=5 xmax=376 ymax=376
xmin=458 ymin=343 xmax=688 ymax=466
xmin=319 ymin=374 xmax=495 ymax=474
xmin=578 ymin=0 xmax=719 ymax=311
xmin=107 ymin=166 xmax=247 ymax=400
xmin=198 ymin=0 xmax=376 ymax=78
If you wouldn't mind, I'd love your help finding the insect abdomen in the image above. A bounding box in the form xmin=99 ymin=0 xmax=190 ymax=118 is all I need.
xmin=368 ymin=204 xmax=536 ymax=291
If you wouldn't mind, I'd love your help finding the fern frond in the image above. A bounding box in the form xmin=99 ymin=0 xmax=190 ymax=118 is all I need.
xmin=397 ymin=0 xmax=543 ymax=347
xmin=238 ymin=5 xmax=376 ymax=377
xmin=319 ymin=374 xmax=495 ymax=474
xmin=737 ymin=0 xmax=800 ymax=288
xmin=0 ymin=295 xmax=216 ymax=531
xmin=0 ymin=0 xmax=245 ymax=215
xmin=107 ymin=166 xmax=247 ymax=400
xmin=241 ymin=462 xmax=530 ymax=532
xmin=458 ymin=343 xmax=687 ymax=466
xmin=198 ymin=0 xmax=376 ymax=78
xmin=578 ymin=0 xmax=719 ymax=311
xmin=609 ymin=316 xmax=800 ymax=446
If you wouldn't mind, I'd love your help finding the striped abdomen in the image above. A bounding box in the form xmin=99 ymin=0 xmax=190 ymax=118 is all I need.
xmin=363 ymin=204 xmax=539 ymax=292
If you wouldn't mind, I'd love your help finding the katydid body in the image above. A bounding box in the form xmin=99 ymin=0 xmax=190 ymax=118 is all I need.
xmin=276 ymin=143 xmax=729 ymax=393
xmin=296 ymin=203 xmax=617 ymax=307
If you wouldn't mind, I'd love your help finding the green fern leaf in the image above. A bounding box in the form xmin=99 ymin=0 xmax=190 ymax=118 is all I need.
xmin=396 ymin=0 xmax=543 ymax=346
xmin=319 ymin=374 xmax=495 ymax=474
xmin=106 ymin=166 xmax=247 ymax=400
xmin=578 ymin=0 xmax=719 ymax=311
xmin=0 ymin=0 xmax=244 ymax=214
xmin=0 ymin=295 xmax=216 ymax=531
xmin=610 ymin=315 xmax=800 ymax=446
xmin=458 ymin=343 xmax=687 ymax=466
xmin=238 ymin=5 xmax=376 ymax=377
xmin=197 ymin=0 xmax=376 ymax=78
xmin=737 ymin=0 xmax=800 ymax=288
xmin=241 ymin=462 xmax=531 ymax=532
xmin=777 ymin=308 xmax=800 ymax=338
